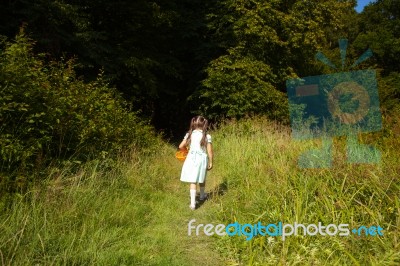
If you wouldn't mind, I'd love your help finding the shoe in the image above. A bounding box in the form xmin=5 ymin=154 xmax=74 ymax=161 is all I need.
xmin=189 ymin=204 xmax=196 ymax=210
xmin=199 ymin=193 xmax=208 ymax=201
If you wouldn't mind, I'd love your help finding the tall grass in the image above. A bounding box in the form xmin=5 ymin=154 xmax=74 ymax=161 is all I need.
xmin=209 ymin=117 xmax=400 ymax=265
xmin=0 ymin=117 xmax=399 ymax=265
xmin=0 ymin=141 xmax=219 ymax=265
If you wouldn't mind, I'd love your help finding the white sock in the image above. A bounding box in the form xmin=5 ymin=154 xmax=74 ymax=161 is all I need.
xmin=190 ymin=189 xmax=196 ymax=207
xmin=200 ymin=187 xmax=205 ymax=199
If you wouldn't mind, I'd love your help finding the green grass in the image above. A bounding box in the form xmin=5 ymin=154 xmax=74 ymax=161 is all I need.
xmin=210 ymin=118 xmax=400 ymax=265
xmin=0 ymin=146 xmax=222 ymax=265
xmin=0 ymin=117 xmax=399 ymax=265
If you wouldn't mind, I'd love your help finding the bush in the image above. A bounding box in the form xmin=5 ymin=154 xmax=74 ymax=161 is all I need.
xmin=194 ymin=53 xmax=288 ymax=121
xmin=0 ymin=29 xmax=158 ymax=176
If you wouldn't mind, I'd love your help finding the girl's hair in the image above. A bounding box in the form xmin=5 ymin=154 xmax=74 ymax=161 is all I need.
xmin=186 ymin=116 xmax=208 ymax=148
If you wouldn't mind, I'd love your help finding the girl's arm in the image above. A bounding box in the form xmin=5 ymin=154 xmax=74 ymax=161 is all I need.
xmin=207 ymin=142 xmax=213 ymax=170
xmin=179 ymin=132 xmax=189 ymax=149
xmin=178 ymin=139 xmax=187 ymax=149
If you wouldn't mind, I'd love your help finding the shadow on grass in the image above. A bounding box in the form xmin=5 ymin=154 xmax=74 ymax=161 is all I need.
xmin=196 ymin=181 xmax=228 ymax=209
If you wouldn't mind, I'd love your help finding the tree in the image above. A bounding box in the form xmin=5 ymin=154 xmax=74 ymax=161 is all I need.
xmin=354 ymin=0 xmax=400 ymax=75
xmin=194 ymin=0 xmax=354 ymax=120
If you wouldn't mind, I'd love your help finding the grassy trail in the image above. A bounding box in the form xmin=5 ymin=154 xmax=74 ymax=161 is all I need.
xmin=0 ymin=144 xmax=226 ymax=265
xmin=131 ymin=154 xmax=225 ymax=266
xmin=1 ymin=118 xmax=399 ymax=265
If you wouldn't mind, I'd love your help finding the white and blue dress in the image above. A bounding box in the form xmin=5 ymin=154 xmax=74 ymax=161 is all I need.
xmin=180 ymin=130 xmax=212 ymax=183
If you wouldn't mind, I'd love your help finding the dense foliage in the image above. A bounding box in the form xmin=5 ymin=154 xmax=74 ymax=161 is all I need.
xmin=0 ymin=0 xmax=399 ymax=174
xmin=0 ymin=0 xmax=212 ymax=134
xmin=5 ymin=0 xmax=398 ymax=131
xmin=195 ymin=0 xmax=354 ymax=120
xmin=353 ymin=0 xmax=400 ymax=113
xmin=0 ymin=31 xmax=156 ymax=177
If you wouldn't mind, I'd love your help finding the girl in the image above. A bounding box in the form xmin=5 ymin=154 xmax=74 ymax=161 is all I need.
xmin=179 ymin=116 xmax=213 ymax=210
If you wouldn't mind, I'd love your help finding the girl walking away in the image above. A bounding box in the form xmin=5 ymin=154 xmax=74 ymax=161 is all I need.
xmin=179 ymin=116 xmax=213 ymax=210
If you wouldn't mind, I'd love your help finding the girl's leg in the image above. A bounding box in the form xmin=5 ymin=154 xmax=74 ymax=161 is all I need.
xmin=199 ymin=181 xmax=206 ymax=200
xmin=190 ymin=183 xmax=196 ymax=209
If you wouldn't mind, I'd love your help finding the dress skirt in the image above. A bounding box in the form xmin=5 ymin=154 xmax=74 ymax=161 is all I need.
xmin=180 ymin=150 xmax=208 ymax=183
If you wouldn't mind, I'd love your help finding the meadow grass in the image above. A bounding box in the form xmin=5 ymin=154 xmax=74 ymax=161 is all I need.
xmin=0 ymin=117 xmax=399 ymax=265
xmin=209 ymin=117 xmax=399 ymax=265
xmin=0 ymin=144 xmax=221 ymax=265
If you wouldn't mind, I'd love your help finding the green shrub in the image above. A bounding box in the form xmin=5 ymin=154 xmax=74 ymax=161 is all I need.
xmin=194 ymin=54 xmax=288 ymax=121
xmin=0 ymin=29 xmax=158 ymax=176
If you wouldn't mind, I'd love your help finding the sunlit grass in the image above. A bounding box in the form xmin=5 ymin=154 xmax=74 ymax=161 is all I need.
xmin=0 ymin=142 xmax=221 ymax=265
xmin=209 ymin=117 xmax=400 ymax=265
xmin=0 ymin=117 xmax=399 ymax=265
